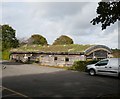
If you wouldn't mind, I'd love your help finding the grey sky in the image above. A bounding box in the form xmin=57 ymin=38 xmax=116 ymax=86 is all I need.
xmin=1 ymin=1 xmax=118 ymax=48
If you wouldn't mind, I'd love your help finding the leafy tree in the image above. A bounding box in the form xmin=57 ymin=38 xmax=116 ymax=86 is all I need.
xmin=53 ymin=35 xmax=74 ymax=45
xmin=91 ymin=0 xmax=120 ymax=30
xmin=28 ymin=34 xmax=48 ymax=45
xmin=1 ymin=24 xmax=19 ymax=51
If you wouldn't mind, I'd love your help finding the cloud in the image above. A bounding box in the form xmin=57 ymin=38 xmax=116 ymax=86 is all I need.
xmin=2 ymin=2 xmax=118 ymax=48
xmin=2 ymin=0 xmax=101 ymax=2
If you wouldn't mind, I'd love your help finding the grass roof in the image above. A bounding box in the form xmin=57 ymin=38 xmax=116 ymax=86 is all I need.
xmin=11 ymin=44 xmax=94 ymax=53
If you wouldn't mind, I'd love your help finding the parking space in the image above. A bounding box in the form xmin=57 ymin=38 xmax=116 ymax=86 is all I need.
xmin=1 ymin=61 xmax=120 ymax=98
xmin=2 ymin=86 xmax=30 ymax=98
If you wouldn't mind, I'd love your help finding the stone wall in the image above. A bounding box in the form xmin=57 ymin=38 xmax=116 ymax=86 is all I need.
xmin=10 ymin=50 xmax=110 ymax=66
xmin=39 ymin=54 xmax=85 ymax=67
xmin=10 ymin=53 xmax=86 ymax=66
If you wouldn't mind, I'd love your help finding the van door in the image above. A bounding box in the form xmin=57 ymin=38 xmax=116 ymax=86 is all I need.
xmin=107 ymin=58 xmax=119 ymax=76
xmin=95 ymin=59 xmax=109 ymax=75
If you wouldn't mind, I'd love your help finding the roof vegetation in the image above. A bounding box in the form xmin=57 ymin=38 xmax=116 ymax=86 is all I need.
xmin=11 ymin=44 xmax=93 ymax=53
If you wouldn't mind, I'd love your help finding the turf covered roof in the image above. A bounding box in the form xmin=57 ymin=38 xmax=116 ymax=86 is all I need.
xmin=11 ymin=44 xmax=93 ymax=53
xmin=10 ymin=44 xmax=112 ymax=55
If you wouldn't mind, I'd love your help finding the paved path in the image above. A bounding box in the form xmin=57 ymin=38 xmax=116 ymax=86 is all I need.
xmin=1 ymin=61 xmax=120 ymax=98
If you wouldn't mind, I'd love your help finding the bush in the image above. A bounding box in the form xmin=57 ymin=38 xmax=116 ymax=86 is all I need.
xmin=0 ymin=52 xmax=2 ymax=60
xmin=2 ymin=49 xmax=10 ymax=60
xmin=68 ymin=60 xmax=98 ymax=71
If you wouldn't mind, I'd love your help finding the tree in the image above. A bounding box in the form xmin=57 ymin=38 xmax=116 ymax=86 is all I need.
xmin=1 ymin=24 xmax=19 ymax=51
xmin=53 ymin=35 xmax=74 ymax=45
xmin=27 ymin=34 xmax=48 ymax=45
xmin=91 ymin=0 xmax=120 ymax=30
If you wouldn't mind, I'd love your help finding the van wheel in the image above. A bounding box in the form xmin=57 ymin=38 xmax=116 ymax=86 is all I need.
xmin=89 ymin=69 xmax=96 ymax=76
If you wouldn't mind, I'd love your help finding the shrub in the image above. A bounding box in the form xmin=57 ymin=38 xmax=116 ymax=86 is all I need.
xmin=2 ymin=49 xmax=10 ymax=60
xmin=0 ymin=52 xmax=2 ymax=60
xmin=68 ymin=60 xmax=98 ymax=71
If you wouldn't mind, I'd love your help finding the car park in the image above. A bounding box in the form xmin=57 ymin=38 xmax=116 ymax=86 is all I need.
xmin=86 ymin=58 xmax=120 ymax=78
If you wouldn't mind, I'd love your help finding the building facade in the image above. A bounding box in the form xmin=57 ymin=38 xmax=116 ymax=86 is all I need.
xmin=10 ymin=45 xmax=112 ymax=67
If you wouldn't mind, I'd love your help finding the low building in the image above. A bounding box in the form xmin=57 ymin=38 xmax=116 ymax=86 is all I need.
xmin=10 ymin=44 xmax=112 ymax=67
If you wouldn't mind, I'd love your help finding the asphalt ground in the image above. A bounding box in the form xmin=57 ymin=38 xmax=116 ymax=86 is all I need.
xmin=2 ymin=86 xmax=30 ymax=98
xmin=1 ymin=61 xmax=120 ymax=98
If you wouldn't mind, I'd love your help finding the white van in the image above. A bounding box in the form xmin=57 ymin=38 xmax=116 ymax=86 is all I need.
xmin=86 ymin=58 xmax=120 ymax=78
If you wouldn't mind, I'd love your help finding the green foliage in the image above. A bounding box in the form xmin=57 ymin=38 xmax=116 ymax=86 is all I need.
xmin=112 ymin=49 xmax=120 ymax=58
xmin=68 ymin=60 xmax=98 ymax=71
xmin=0 ymin=51 xmax=2 ymax=60
xmin=53 ymin=35 xmax=74 ymax=45
xmin=28 ymin=34 xmax=48 ymax=45
xmin=1 ymin=24 xmax=19 ymax=51
xmin=91 ymin=1 xmax=120 ymax=30
xmin=0 ymin=40 xmax=2 ymax=51
xmin=2 ymin=49 xmax=10 ymax=60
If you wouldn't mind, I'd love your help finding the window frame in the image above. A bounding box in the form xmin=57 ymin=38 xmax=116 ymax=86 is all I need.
xmin=95 ymin=59 xmax=108 ymax=66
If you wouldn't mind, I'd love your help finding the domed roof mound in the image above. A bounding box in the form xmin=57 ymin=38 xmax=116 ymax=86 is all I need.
xmin=85 ymin=45 xmax=112 ymax=55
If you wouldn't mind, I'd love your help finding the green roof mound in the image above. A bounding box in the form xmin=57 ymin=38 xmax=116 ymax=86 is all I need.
xmin=11 ymin=44 xmax=94 ymax=53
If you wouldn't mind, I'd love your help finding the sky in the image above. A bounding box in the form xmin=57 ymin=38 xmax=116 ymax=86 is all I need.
xmin=1 ymin=0 xmax=119 ymax=49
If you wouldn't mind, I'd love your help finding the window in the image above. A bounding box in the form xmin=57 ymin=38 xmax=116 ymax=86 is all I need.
xmin=40 ymin=55 xmax=44 ymax=57
xmin=95 ymin=60 xmax=108 ymax=66
xmin=65 ymin=57 xmax=69 ymax=62
xmin=54 ymin=57 xmax=57 ymax=60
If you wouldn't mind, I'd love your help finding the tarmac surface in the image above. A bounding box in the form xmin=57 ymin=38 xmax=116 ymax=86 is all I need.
xmin=1 ymin=61 xmax=120 ymax=98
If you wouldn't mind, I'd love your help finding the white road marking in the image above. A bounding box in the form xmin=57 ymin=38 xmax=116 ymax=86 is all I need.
xmin=2 ymin=86 xmax=31 ymax=98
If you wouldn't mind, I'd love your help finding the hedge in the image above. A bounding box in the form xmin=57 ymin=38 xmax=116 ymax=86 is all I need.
xmin=68 ymin=60 xmax=98 ymax=71
xmin=2 ymin=49 xmax=10 ymax=60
